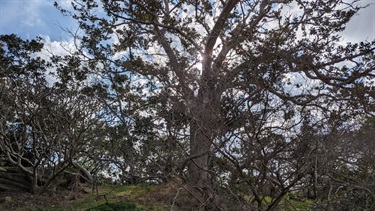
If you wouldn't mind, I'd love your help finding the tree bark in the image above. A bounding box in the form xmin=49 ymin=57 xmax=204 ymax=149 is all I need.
xmin=188 ymin=120 xmax=212 ymax=188
xmin=188 ymin=84 xmax=221 ymax=189
xmin=186 ymin=0 xmax=240 ymax=191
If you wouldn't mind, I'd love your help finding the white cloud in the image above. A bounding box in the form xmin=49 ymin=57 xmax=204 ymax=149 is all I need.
xmin=0 ymin=0 xmax=46 ymax=31
xmin=32 ymin=35 xmax=78 ymax=86
xmin=341 ymin=0 xmax=375 ymax=42
xmin=41 ymin=35 xmax=78 ymax=56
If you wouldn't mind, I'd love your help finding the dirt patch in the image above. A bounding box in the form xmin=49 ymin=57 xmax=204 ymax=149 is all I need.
xmin=143 ymin=177 xmax=202 ymax=210
xmin=1 ymin=191 xmax=56 ymax=210
xmin=0 ymin=187 xmax=91 ymax=210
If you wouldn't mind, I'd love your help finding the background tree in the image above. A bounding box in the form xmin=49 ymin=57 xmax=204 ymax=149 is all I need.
xmin=0 ymin=34 xmax=104 ymax=195
xmin=51 ymin=0 xmax=375 ymax=208
xmin=309 ymin=117 xmax=375 ymax=210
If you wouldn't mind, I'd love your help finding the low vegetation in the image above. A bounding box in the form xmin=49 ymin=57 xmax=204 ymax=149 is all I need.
xmin=0 ymin=182 xmax=319 ymax=211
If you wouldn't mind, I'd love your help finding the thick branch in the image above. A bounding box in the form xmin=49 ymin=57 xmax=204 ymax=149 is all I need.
xmin=205 ymin=0 xmax=240 ymax=56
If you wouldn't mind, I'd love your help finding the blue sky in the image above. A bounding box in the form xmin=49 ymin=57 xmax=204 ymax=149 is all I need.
xmin=0 ymin=0 xmax=76 ymax=41
xmin=0 ymin=0 xmax=374 ymax=43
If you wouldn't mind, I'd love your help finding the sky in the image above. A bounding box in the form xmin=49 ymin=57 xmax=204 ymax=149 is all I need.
xmin=0 ymin=0 xmax=76 ymax=41
xmin=0 ymin=0 xmax=374 ymax=45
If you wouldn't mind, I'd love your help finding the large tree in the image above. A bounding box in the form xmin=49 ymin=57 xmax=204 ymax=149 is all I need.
xmin=55 ymin=0 xmax=374 ymax=208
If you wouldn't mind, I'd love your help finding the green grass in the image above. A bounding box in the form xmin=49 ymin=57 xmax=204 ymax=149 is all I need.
xmin=112 ymin=184 xmax=155 ymax=199
xmin=25 ymin=184 xmax=164 ymax=211
xmin=86 ymin=202 xmax=144 ymax=211
xmin=65 ymin=194 xmax=101 ymax=210
xmin=287 ymin=199 xmax=313 ymax=210
xmin=0 ymin=183 xmax=313 ymax=211
xmin=66 ymin=185 xmax=154 ymax=210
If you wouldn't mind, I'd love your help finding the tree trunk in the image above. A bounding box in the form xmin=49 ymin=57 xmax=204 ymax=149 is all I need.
xmin=72 ymin=161 xmax=93 ymax=183
xmin=188 ymin=120 xmax=212 ymax=188
xmin=188 ymin=86 xmax=221 ymax=189
xmin=189 ymin=117 xmax=226 ymax=210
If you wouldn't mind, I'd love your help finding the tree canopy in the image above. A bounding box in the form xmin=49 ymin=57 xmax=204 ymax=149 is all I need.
xmin=0 ymin=0 xmax=374 ymax=209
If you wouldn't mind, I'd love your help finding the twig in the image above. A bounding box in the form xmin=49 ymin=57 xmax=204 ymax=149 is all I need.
xmin=170 ymin=188 xmax=182 ymax=211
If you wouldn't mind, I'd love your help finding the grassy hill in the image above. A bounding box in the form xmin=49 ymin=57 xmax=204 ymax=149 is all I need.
xmin=0 ymin=181 xmax=314 ymax=211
